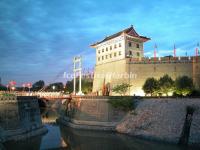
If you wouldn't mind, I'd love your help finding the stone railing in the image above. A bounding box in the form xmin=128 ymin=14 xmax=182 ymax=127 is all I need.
xmin=0 ymin=96 xmax=17 ymax=101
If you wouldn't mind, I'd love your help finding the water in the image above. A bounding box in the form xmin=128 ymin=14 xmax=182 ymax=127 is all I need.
xmin=2 ymin=108 xmax=199 ymax=150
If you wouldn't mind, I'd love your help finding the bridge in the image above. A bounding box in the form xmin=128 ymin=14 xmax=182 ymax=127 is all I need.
xmin=0 ymin=91 xmax=71 ymax=100
xmin=24 ymin=92 xmax=70 ymax=100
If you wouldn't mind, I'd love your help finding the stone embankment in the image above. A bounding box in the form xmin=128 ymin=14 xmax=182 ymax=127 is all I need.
xmin=0 ymin=96 xmax=47 ymax=142
xmin=58 ymin=96 xmax=126 ymax=131
xmin=116 ymin=98 xmax=200 ymax=146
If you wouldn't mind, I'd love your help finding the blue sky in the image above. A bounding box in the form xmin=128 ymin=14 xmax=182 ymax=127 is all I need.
xmin=0 ymin=0 xmax=200 ymax=85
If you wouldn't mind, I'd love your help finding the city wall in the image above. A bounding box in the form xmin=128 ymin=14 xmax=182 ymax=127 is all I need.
xmin=93 ymin=56 xmax=200 ymax=95
xmin=0 ymin=96 xmax=47 ymax=142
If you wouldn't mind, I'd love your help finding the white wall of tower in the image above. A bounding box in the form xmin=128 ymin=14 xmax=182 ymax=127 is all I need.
xmin=95 ymin=34 xmax=126 ymax=65
xmin=95 ymin=34 xmax=144 ymax=65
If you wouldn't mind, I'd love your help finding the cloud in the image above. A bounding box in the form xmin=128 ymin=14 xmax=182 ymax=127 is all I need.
xmin=0 ymin=0 xmax=200 ymax=84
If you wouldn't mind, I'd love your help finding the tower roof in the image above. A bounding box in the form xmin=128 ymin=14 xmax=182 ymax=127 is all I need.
xmin=91 ymin=26 xmax=150 ymax=47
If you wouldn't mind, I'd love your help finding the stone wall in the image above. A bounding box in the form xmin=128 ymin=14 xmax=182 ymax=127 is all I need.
xmin=93 ymin=57 xmax=200 ymax=96
xmin=93 ymin=59 xmax=127 ymax=94
xmin=0 ymin=96 xmax=20 ymax=130
xmin=0 ymin=96 xmax=47 ymax=142
xmin=59 ymin=96 xmax=126 ymax=130
xmin=116 ymin=98 xmax=200 ymax=146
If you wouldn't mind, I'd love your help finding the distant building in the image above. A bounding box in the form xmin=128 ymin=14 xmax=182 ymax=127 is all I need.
xmin=91 ymin=26 xmax=200 ymax=96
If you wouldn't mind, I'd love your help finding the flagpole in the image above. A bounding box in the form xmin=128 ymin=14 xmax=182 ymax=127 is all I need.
xmin=174 ymin=44 xmax=176 ymax=57
xmin=196 ymin=43 xmax=199 ymax=62
xmin=154 ymin=44 xmax=157 ymax=62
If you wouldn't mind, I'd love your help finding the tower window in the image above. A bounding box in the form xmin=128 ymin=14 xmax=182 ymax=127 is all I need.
xmin=114 ymin=44 xmax=117 ymax=49
xmin=128 ymin=42 xmax=132 ymax=47
xmin=102 ymin=49 xmax=104 ymax=52
xmin=98 ymin=50 xmax=100 ymax=54
xmin=110 ymin=54 xmax=112 ymax=58
xmin=119 ymin=43 xmax=121 ymax=47
xmin=137 ymin=52 xmax=140 ymax=57
xmin=114 ymin=52 xmax=117 ymax=57
xmin=106 ymin=55 xmax=108 ymax=59
xmin=110 ymin=46 xmax=112 ymax=50
xmin=106 ymin=47 xmax=108 ymax=51
xmin=136 ymin=43 xmax=140 ymax=48
xmin=119 ymin=51 xmax=121 ymax=56
xmin=129 ymin=51 xmax=132 ymax=56
xmin=102 ymin=56 xmax=104 ymax=60
xmin=98 ymin=57 xmax=100 ymax=61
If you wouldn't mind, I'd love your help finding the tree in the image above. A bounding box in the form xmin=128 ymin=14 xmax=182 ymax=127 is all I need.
xmin=112 ymin=83 xmax=131 ymax=96
xmin=159 ymin=74 xmax=174 ymax=96
xmin=46 ymin=82 xmax=64 ymax=92
xmin=175 ymin=76 xmax=194 ymax=96
xmin=65 ymin=78 xmax=93 ymax=94
xmin=32 ymin=80 xmax=45 ymax=91
xmin=142 ymin=78 xmax=159 ymax=96
xmin=82 ymin=79 xmax=93 ymax=94
xmin=0 ymin=84 xmax=6 ymax=91
xmin=65 ymin=80 xmax=73 ymax=93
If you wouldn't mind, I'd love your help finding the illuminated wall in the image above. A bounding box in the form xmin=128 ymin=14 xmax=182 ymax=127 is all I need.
xmin=92 ymin=57 xmax=200 ymax=96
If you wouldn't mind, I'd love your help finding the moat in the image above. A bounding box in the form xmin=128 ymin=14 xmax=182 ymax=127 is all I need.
xmin=2 ymin=107 xmax=199 ymax=150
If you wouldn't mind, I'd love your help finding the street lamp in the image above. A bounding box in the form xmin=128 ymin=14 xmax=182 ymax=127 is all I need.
xmin=11 ymin=86 xmax=15 ymax=91
xmin=52 ymin=85 xmax=55 ymax=91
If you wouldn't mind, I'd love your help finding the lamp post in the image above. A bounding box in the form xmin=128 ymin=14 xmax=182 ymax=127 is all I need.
xmin=22 ymin=84 xmax=25 ymax=92
xmin=11 ymin=86 xmax=15 ymax=91
xmin=52 ymin=85 xmax=55 ymax=91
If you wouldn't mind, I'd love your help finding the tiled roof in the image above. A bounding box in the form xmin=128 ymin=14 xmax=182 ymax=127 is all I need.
xmin=91 ymin=26 xmax=150 ymax=47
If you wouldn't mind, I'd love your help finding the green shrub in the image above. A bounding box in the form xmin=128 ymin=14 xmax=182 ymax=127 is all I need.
xmin=112 ymin=83 xmax=131 ymax=96
xmin=188 ymin=89 xmax=200 ymax=97
xmin=175 ymin=76 xmax=194 ymax=96
xmin=159 ymin=74 xmax=174 ymax=96
xmin=108 ymin=97 xmax=136 ymax=111
xmin=142 ymin=77 xmax=159 ymax=96
xmin=1 ymin=93 xmax=15 ymax=97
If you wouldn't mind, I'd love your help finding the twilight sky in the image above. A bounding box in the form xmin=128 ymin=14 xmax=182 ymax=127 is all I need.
xmin=0 ymin=0 xmax=200 ymax=85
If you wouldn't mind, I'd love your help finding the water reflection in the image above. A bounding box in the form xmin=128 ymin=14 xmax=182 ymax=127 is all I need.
xmin=60 ymin=126 xmax=194 ymax=150
xmin=40 ymin=124 xmax=68 ymax=149
xmin=2 ymin=108 xmax=199 ymax=150
xmin=3 ymin=136 xmax=42 ymax=150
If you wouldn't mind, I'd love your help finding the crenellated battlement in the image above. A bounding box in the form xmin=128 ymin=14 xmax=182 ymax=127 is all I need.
xmin=126 ymin=56 xmax=200 ymax=64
